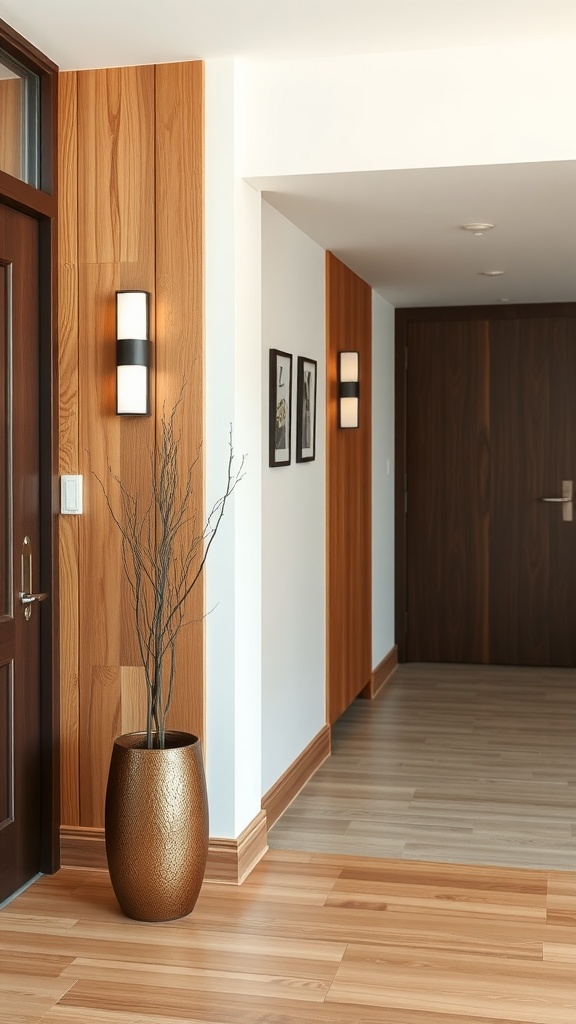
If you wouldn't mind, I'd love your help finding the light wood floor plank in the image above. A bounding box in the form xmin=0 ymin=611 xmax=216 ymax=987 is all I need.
xmin=269 ymin=663 xmax=576 ymax=871
xmin=2 ymin=662 xmax=576 ymax=1024
xmin=327 ymin=944 xmax=575 ymax=1022
xmin=0 ymin=856 xmax=574 ymax=1023
xmin=0 ymin=974 xmax=77 ymax=1024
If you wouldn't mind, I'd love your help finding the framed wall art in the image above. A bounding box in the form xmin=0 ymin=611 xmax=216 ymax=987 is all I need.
xmin=296 ymin=356 xmax=317 ymax=463
xmin=269 ymin=348 xmax=293 ymax=467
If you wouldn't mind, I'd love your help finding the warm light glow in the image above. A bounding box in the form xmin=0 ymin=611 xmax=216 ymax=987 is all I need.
xmin=340 ymin=396 xmax=359 ymax=429
xmin=338 ymin=350 xmax=360 ymax=429
xmin=339 ymin=351 xmax=359 ymax=382
xmin=117 ymin=365 xmax=148 ymax=415
xmin=116 ymin=291 xmax=148 ymax=340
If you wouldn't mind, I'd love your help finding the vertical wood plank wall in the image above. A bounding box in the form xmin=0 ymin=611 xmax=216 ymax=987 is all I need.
xmin=155 ymin=63 xmax=205 ymax=734
xmin=326 ymin=253 xmax=372 ymax=724
xmin=58 ymin=71 xmax=80 ymax=826
xmin=58 ymin=62 xmax=204 ymax=831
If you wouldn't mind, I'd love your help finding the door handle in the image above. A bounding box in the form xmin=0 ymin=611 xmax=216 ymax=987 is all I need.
xmin=20 ymin=536 xmax=49 ymax=620
xmin=19 ymin=591 xmax=48 ymax=605
xmin=19 ymin=590 xmax=48 ymax=621
xmin=540 ymin=480 xmax=573 ymax=521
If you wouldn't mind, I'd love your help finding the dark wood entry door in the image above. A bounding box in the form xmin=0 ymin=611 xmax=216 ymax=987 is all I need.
xmin=0 ymin=204 xmax=43 ymax=902
xmin=405 ymin=312 xmax=576 ymax=666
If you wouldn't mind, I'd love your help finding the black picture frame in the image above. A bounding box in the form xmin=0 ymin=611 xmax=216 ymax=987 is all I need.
xmin=269 ymin=349 xmax=293 ymax=467
xmin=296 ymin=356 xmax=317 ymax=463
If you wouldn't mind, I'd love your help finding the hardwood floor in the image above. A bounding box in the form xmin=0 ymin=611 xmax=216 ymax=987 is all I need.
xmin=1 ymin=663 xmax=574 ymax=1022
xmin=0 ymin=853 xmax=574 ymax=1023
xmin=269 ymin=664 xmax=576 ymax=871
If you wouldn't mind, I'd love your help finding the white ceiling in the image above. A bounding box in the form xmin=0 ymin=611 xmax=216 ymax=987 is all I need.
xmin=253 ymin=162 xmax=576 ymax=307
xmin=2 ymin=1 xmax=575 ymax=308
xmin=2 ymin=0 xmax=576 ymax=70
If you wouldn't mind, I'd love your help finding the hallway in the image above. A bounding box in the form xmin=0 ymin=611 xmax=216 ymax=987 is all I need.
xmin=268 ymin=664 xmax=576 ymax=871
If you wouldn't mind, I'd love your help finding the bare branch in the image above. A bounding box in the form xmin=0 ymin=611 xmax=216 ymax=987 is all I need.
xmin=92 ymin=395 xmax=243 ymax=749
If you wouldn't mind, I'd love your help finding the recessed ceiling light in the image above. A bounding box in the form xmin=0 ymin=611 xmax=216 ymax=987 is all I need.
xmin=479 ymin=270 xmax=506 ymax=277
xmin=499 ymin=297 xmax=511 ymax=303
xmin=462 ymin=222 xmax=495 ymax=235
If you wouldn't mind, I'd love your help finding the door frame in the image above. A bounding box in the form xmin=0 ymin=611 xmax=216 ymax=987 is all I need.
xmin=395 ymin=301 xmax=576 ymax=665
xmin=0 ymin=17 xmax=59 ymax=873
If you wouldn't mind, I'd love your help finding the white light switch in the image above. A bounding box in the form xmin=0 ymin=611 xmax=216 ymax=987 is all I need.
xmin=61 ymin=475 xmax=83 ymax=515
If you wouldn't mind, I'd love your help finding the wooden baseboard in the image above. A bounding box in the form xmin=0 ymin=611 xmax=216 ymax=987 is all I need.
xmin=60 ymin=826 xmax=107 ymax=869
xmin=360 ymin=645 xmax=398 ymax=700
xmin=60 ymin=727 xmax=332 ymax=882
xmin=205 ymin=810 xmax=268 ymax=885
xmin=60 ymin=810 xmax=269 ymax=885
xmin=261 ymin=724 xmax=331 ymax=829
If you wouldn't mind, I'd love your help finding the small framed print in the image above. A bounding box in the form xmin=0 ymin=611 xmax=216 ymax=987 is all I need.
xmin=296 ymin=356 xmax=317 ymax=463
xmin=269 ymin=349 xmax=293 ymax=467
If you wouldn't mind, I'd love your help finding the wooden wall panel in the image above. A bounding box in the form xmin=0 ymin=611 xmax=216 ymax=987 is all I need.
xmin=119 ymin=667 xmax=148 ymax=735
xmin=154 ymin=62 xmax=205 ymax=740
xmin=57 ymin=61 xmax=204 ymax=831
xmin=79 ymin=665 xmax=121 ymax=826
xmin=326 ymin=253 xmax=372 ymax=724
xmin=77 ymin=259 xmax=123 ymax=826
xmin=77 ymin=67 xmax=155 ymax=826
xmin=77 ymin=67 xmax=155 ymax=266
xmin=57 ymin=71 xmax=80 ymax=826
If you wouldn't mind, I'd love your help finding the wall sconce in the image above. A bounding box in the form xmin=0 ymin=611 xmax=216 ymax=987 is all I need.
xmin=338 ymin=351 xmax=359 ymax=428
xmin=116 ymin=290 xmax=151 ymax=415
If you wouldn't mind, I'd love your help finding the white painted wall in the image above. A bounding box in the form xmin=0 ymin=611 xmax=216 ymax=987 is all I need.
xmin=209 ymin=36 xmax=564 ymax=835
xmin=261 ymin=202 xmax=326 ymax=795
xmin=202 ymin=35 xmax=576 ymax=840
xmin=204 ymin=58 xmax=263 ymax=838
xmin=372 ymin=292 xmax=395 ymax=666
xmin=237 ymin=41 xmax=576 ymax=177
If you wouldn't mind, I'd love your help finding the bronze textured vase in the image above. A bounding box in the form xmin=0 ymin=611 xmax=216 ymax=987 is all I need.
xmin=105 ymin=731 xmax=209 ymax=922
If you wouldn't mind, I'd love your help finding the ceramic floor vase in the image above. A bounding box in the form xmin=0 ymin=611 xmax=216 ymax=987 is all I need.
xmin=105 ymin=730 xmax=209 ymax=921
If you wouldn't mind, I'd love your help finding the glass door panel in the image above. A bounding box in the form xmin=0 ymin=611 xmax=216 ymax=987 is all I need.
xmin=0 ymin=51 xmax=39 ymax=187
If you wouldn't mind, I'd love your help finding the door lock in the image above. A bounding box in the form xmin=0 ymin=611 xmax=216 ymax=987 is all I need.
xmin=19 ymin=536 xmax=48 ymax=620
